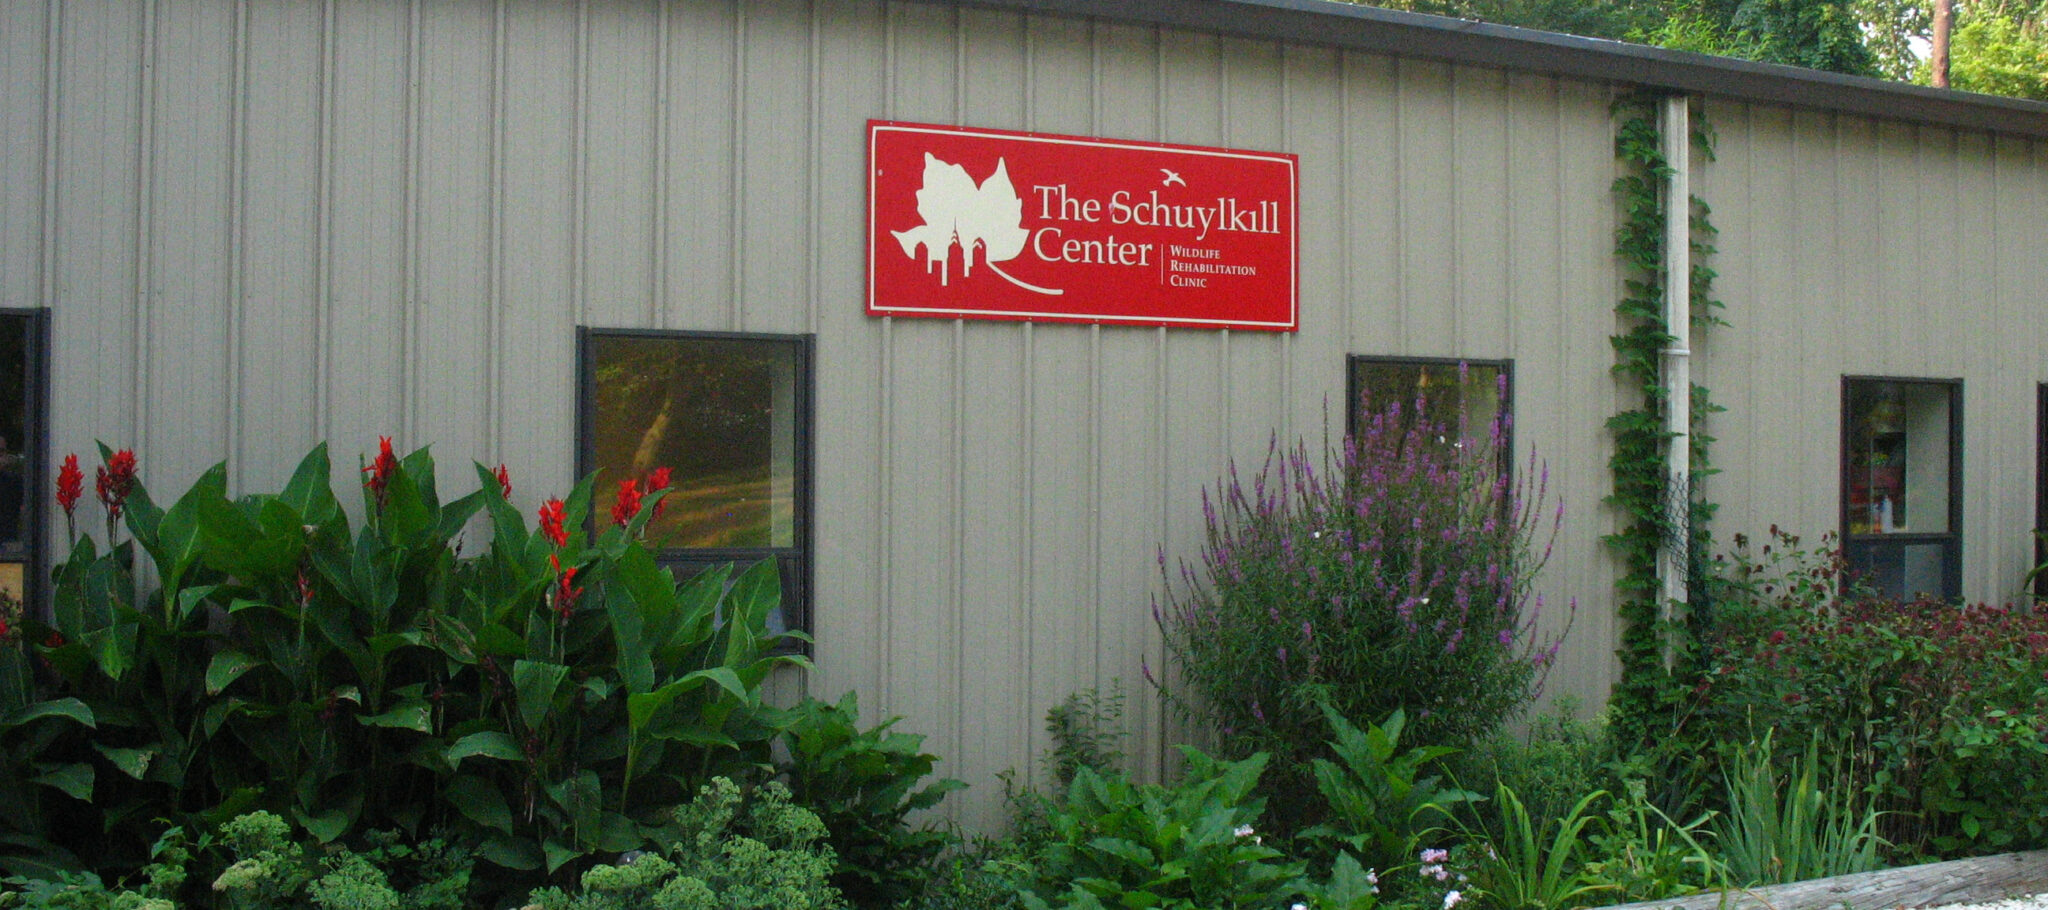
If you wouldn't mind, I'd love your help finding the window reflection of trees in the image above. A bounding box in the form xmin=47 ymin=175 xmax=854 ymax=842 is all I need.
xmin=590 ymin=336 xmax=794 ymax=549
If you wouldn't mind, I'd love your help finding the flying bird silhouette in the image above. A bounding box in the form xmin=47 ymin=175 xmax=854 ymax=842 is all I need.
xmin=1160 ymin=168 xmax=1186 ymax=187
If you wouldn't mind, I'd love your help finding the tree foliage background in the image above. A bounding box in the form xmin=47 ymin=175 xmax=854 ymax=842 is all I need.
xmin=1348 ymin=0 xmax=2048 ymax=99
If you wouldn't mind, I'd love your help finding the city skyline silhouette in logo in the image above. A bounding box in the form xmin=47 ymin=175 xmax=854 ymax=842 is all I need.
xmin=890 ymin=152 xmax=1063 ymax=296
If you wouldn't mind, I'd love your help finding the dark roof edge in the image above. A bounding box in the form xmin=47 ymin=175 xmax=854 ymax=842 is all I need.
xmin=951 ymin=0 xmax=2048 ymax=141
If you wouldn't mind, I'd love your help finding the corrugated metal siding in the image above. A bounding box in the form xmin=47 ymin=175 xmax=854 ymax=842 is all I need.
xmin=6 ymin=0 xmax=2038 ymax=832
xmin=1692 ymin=98 xmax=2048 ymax=606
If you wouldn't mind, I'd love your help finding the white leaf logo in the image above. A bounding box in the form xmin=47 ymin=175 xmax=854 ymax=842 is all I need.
xmin=891 ymin=153 xmax=1061 ymax=296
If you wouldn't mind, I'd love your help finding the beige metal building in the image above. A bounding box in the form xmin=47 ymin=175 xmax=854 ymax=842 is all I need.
xmin=4 ymin=0 xmax=2047 ymax=831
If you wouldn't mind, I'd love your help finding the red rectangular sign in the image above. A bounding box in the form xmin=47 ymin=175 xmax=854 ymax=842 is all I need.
xmin=867 ymin=121 xmax=1298 ymax=332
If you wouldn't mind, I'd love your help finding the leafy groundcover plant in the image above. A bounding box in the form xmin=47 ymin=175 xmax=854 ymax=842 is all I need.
xmin=0 ymin=443 xmax=817 ymax=905
xmin=1156 ymin=392 xmax=1565 ymax=830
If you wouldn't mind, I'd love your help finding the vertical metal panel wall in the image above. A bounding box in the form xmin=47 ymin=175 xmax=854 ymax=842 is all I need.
xmin=1692 ymin=99 xmax=2048 ymax=606
xmin=6 ymin=0 xmax=2038 ymax=831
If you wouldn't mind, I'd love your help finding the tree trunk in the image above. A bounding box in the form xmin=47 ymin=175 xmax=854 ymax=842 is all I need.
xmin=1932 ymin=0 xmax=1955 ymax=88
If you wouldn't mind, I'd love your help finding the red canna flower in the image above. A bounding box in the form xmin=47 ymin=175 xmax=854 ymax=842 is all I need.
xmin=538 ymin=499 xmax=567 ymax=549
xmin=493 ymin=464 xmax=513 ymax=501
xmin=549 ymin=553 xmax=582 ymax=620
xmin=55 ymin=454 xmax=83 ymax=517
xmin=0 ymin=616 xmax=10 ymax=641
xmin=646 ymin=467 xmax=673 ymax=520
xmin=610 ymin=479 xmax=642 ymax=527
xmin=44 ymin=631 xmax=63 ymax=649
xmin=95 ymin=449 xmax=138 ymax=521
xmin=361 ymin=437 xmax=398 ymax=503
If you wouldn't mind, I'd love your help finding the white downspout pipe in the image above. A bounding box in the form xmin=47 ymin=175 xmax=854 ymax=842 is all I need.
xmin=1659 ymin=95 xmax=1691 ymax=668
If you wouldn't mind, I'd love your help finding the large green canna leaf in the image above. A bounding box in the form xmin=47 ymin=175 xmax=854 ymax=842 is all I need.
xmin=358 ymin=699 xmax=433 ymax=733
xmin=601 ymin=567 xmax=655 ymax=696
xmin=478 ymin=833 xmax=542 ymax=871
xmin=434 ymin=487 xmax=485 ymax=547
xmin=203 ymin=496 xmax=310 ymax=583
xmin=513 ymin=660 xmax=569 ymax=732
xmin=722 ymin=560 xmax=781 ymax=662
xmin=30 ymin=762 xmax=94 ymax=800
xmin=297 ymin=806 xmax=351 ymax=844
xmin=378 ymin=457 xmax=437 ymax=547
xmin=612 ymin=542 xmax=685 ymax=655
xmin=278 ymin=443 xmax=341 ymax=527
xmin=446 ymin=774 xmax=515 ymax=834
xmin=4 ymin=697 xmax=95 ymax=730
xmin=92 ymin=743 xmax=154 ymax=780
xmin=446 ymin=731 xmax=524 ymax=765
xmin=205 ymin=650 xmax=264 ymax=696
xmin=150 ymin=463 xmax=229 ymax=608
xmin=545 ymin=770 xmax=604 ymax=849
xmin=350 ymin=527 xmax=401 ymax=630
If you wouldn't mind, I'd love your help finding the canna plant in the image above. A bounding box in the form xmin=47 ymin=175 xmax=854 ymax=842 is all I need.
xmin=7 ymin=442 xmax=808 ymax=895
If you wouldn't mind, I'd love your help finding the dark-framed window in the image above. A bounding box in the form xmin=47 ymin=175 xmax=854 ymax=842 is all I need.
xmin=1840 ymin=376 xmax=1961 ymax=601
xmin=0 ymin=309 xmax=48 ymax=617
xmin=577 ymin=328 xmax=814 ymax=644
xmin=1346 ymin=356 xmax=1513 ymax=473
xmin=2036 ymin=384 xmax=2048 ymax=600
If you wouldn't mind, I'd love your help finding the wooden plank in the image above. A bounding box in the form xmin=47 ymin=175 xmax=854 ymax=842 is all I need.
xmin=1596 ymin=850 xmax=2048 ymax=910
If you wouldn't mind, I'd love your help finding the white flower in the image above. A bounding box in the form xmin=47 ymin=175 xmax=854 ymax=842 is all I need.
xmin=1235 ymin=824 xmax=1256 ymax=838
xmin=1444 ymin=890 xmax=1464 ymax=910
xmin=1292 ymin=904 xmax=1309 ymax=910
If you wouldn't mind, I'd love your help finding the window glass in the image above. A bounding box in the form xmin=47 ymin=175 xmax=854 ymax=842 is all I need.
xmin=581 ymin=329 xmax=811 ymax=641
xmin=0 ymin=314 xmax=36 ymax=604
xmin=1349 ymin=358 xmax=1509 ymax=469
xmin=1844 ymin=380 xmax=1951 ymax=535
xmin=587 ymin=335 xmax=800 ymax=549
xmin=1842 ymin=377 xmax=1959 ymax=601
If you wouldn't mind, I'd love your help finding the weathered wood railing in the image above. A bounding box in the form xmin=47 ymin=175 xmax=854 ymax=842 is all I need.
xmin=1594 ymin=850 xmax=2048 ymax=910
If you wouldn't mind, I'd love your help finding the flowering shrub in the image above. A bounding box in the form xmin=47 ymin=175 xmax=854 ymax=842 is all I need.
xmin=1156 ymin=392 xmax=1563 ymax=827
xmin=1676 ymin=529 xmax=2048 ymax=858
xmin=2 ymin=443 xmax=809 ymax=900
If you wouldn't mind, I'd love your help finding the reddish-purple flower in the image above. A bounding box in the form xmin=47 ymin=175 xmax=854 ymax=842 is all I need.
xmin=493 ymin=464 xmax=513 ymax=501
xmin=95 ymin=449 xmax=138 ymax=520
xmin=361 ymin=437 xmax=397 ymax=502
xmin=538 ymin=499 xmax=568 ymax=549
xmin=610 ymin=479 xmax=642 ymax=527
xmin=55 ymin=454 xmax=82 ymax=518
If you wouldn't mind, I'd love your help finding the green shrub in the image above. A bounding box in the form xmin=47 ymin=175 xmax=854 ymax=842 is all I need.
xmin=1579 ymin=780 xmax=1720 ymax=903
xmin=1019 ymin=747 xmax=1306 ymax=910
xmin=1156 ymin=397 xmax=1564 ymax=830
xmin=1673 ymin=529 xmax=2048 ymax=858
xmin=779 ymin=693 xmax=964 ymax=907
xmin=1453 ymin=700 xmax=1605 ymax=839
xmin=895 ymin=838 xmax=1031 ymax=910
xmin=521 ymin=777 xmax=844 ymax=910
xmin=1300 ymin=706 xmax=1477 ymax=878
xmin=1294 ymin=853 xmax=1384 ymax=910
xmin=6 ymin=443 xmax=806 ymax=895
xmin=0 ymin=873 xmax=174 ymax=910
xmin=1041 ymin=684 xmax=1125 ymax=789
